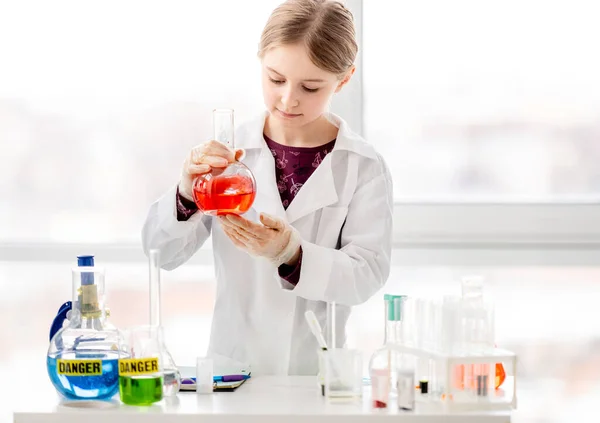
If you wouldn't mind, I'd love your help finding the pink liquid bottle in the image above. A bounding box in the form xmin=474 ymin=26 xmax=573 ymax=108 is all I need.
xmin=192 ymin=109 xmax=257 ymax=215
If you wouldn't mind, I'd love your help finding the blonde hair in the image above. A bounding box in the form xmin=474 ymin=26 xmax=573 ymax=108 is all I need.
xmin=258 ymin=0 xmax=358 ymax=77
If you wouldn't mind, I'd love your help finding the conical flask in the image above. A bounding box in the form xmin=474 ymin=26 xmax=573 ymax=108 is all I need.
xmin=149 ymin=249 xmax=182 ymax=396
xmin=192 ymin=108 xmax=256 ymax=215
xmin=46 ymin=255 xmax=127 ymax=400
xmin=368 ymin=295 xmax=401 ymax=408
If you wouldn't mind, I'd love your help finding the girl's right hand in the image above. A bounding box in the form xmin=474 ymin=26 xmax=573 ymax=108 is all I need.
xmin=178 ymin=140 xmax=244 ymax=201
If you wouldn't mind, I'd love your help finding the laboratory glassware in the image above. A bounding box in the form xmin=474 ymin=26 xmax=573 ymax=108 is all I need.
xmin=368 ymin=295 xmax=414 ymax=409
xmin=455 ymin=276 xmax=505 ymax=390
xmin=118 ymin=325 xmax=164 ymax=405
xmin=195 ymin=357 xmax=214 ymax=394
xmin=322 ymin=348 xmax=362 ymax=400
xmin=148 ymin=249 xmax=181 ymax=396
xmin=192 ymin=108 xmax=256 ymax=215
xmin=47 ymin=256 xmax=127 ymax=400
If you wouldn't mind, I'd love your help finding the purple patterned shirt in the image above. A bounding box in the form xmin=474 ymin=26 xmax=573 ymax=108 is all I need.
xmin=264 ymin=134 xmax=336 ymax=283
xmin=176 ymin=134 xmax=336 ymax=285
xmin=263 ymin=134 xmax=336 ymax=209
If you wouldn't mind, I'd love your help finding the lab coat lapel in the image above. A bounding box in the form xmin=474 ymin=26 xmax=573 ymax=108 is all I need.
xmin=285 ymin=153 xmax=338 ymax=224
xmin=251 ymin=146 xmax=287 ymax=221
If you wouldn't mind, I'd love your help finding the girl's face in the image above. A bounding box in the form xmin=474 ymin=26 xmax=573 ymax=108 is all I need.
xmin=261 ymin=43 xmax=352 ymax=128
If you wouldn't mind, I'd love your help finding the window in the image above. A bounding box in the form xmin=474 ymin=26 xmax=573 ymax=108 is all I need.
xmin=363 ymin=0 xmax=600 ymax=201
xmin=0 ymin=0 xmax=281 ymax=243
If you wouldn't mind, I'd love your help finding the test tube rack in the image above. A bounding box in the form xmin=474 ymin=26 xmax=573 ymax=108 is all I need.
xmin=394 ymin=343 xmax=517 ymax=412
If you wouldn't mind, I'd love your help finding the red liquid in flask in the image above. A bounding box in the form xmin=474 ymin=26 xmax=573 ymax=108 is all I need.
xmin=193 ymin=173 xmax=256 ymax=215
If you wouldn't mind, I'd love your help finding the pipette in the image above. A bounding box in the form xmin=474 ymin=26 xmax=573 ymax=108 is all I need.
xmin=304 ymin=310 xmax=328 ymax=350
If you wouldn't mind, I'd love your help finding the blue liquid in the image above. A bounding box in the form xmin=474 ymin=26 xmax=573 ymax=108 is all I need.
xmin=47 ymin=352 xmax=120 ymax=400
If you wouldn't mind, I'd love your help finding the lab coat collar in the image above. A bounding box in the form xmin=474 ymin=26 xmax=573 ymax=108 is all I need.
xmin=237 ymin=111 xmax=376 ymax=224
xmin=235 ymin=111 xmax=378 ymax=161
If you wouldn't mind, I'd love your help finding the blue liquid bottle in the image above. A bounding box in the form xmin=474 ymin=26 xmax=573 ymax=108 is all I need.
xmin=47 ymin=256 xmax=127 ymax=400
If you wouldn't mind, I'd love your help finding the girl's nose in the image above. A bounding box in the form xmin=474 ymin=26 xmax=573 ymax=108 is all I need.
xmin=281 ymin=88 xmax=299 ymax=110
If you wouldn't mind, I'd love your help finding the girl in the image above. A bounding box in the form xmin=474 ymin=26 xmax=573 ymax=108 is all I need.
xmin=142 ymin=0 xmax=393 ymax=375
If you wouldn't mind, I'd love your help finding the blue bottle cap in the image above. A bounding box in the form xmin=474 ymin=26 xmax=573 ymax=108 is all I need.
xmin=77 ymin=255 xmax=95 ymax=267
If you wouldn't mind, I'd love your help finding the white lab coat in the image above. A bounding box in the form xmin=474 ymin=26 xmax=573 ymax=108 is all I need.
xmin=142 ymin=112 xmax=393 ymax=375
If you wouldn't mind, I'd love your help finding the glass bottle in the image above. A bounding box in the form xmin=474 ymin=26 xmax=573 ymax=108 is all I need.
xmin=368 ymin=294 xmax=411 ymax=409
xmin=192 ymin=108 xmax=257 ymax=215
xmin=47 ymin=255 xmax=127 ymax=400
xmin=148 ymin=249 xmax=181 ymax=396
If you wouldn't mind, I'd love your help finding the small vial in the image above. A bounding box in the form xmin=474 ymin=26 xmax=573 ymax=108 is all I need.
xmin=196 ymin=357 xmax=213 ymax=394
xmin=370 ymin=368 xmax=390 ymax=409
xmin=419 ymin=380 xmax=429 ymax=395
xmin=397 ymin=370 xmax=415 ymax=411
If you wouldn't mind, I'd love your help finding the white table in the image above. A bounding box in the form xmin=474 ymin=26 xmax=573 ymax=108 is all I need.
xmin=14 ymin=376 xmax=511 ymax=423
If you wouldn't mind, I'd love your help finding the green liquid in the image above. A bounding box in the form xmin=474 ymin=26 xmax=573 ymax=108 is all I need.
xmin=119 ymin=375 xmax=163 ymax=405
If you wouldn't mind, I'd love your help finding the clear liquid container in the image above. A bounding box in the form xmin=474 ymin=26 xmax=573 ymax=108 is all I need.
xmin=47 ymin=256 xmax=127 ymax=400
xmin=368 ymin=295 xmax=411 ymax=409
xmin=148 ymin=249 xmax=181 ymax=397
xmin=192 ymin=108 xmax=256 ymax=215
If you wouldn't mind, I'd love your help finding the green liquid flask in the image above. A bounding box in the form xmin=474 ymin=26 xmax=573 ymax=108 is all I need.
xmin=119 ymin=375 xmax=164 ymax=406
xmin=119 ymin=326 xmax=164 ymax=405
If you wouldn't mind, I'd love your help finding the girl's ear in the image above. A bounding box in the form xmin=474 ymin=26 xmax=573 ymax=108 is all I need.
xmin=335 ymin=66 xmax=356 ymax=93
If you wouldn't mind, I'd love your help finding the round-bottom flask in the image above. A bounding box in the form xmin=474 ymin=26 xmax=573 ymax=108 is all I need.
xmin=47 ymin=326 xmax=123 ymax=400
xmin=192 ymin=108 xmax=256 ymax=215
xmin=193 ymin=164 xmax=256 ymax=215
xmin=47 ymin=260 xmax=127 ymax=400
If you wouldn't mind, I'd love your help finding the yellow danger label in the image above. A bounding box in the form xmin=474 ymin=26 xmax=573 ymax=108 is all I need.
xmin=119 ymin=358 xmax=159 ymax=376
xmin=57 ymin=359 xmax=102 ymax=376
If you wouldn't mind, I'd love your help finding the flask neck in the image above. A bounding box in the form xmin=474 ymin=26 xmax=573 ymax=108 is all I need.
xmin=384 ymin=320 xmax=402 ymax=345
xmin=382 ymin=295 xmax=404 ymax=345
xmin=79 ymin=315 xmax=107 ymax=331
xmin=213 ymin=109 xmax=235 ymax=149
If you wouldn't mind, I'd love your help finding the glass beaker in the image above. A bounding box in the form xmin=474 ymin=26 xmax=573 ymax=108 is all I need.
xmin=118 ymin=325 xmax=164 ymax=406
xmin=322 ymin=349 xmax=363 ymax=401
xmin=192 ymin=108 xmax=256 ymax=215
xmin=46 ymin=256 xmax=127 ymax=400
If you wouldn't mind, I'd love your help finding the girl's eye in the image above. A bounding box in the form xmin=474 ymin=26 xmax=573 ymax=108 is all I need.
xmin=269 ymin=78 xmax=284 ymax=85
xmin=302 ymin=86 xmax=319 ymax=93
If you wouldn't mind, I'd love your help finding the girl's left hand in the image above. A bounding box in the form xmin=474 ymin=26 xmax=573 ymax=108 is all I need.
xmin=218 ymin=213 xmax=301 ymax=266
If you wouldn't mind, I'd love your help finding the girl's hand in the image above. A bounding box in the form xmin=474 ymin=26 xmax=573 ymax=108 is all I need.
xmin=219 ymin=213 xmax=301 ymax=267
xmin=178 ymin=140 xmax=243 ymax=200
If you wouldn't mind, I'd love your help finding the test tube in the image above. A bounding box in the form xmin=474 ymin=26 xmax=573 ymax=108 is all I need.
xmin=397 ymin=369 xmax=415 ymax=411
xmin=327 ymin=301 xmax=336 ymax=349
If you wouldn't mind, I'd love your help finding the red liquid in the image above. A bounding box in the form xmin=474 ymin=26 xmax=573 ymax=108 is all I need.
xmin=495 ymin=363 xmax=506 ymax=388
xmin=193 ymin=174 xmax=256 ymax=215
xmin=453 ymin=362 xmax=506 ymax=390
